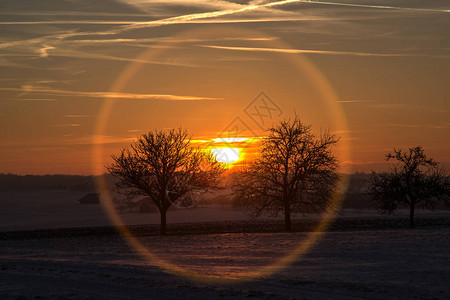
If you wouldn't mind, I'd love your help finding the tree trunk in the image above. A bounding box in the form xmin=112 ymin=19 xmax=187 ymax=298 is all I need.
xmin=160 ymin=208 xmax=167 ymax=235
xmin=284 ymin=202 xmax=292 ymax=232
xmin=409 ymin=204 xmax=415 ymax=229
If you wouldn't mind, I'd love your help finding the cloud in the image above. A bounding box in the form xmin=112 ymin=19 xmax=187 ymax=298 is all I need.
xmin=119 ymin=0 xmax=246 ymax=13
xmin=366 ymin=103 xmax=450 ymax=113
xmin=0 ymin=16 xmax=352 ymax=29
xmin=67 ymin=134 xmax=136 ymax=145
xmin=0 ymin=21 xmax=137 ymax=25
xmin=62 ymin=36 xmax=275 ymax=46
xmin=1 ymin=0 xmax=448 ymax=60
xmin=378 ymin=123 xmax=450 ymax=129
xmin=116 ymin=0 xmax=304 ymax=32
xmin=25 ymin=36 xmax=277 ymax=67
xmin=65 ymin=114 xmax=93 ymax=118
xmin=0 ymin=0 xmax=305 ymax=52
xmin=428 ymin=124 xmax=450 ymax=129
xmin=4 ymin=98 xmax=57 ymax=102
xmin=380 ymin=123 xmax=422 ymax=128
xmin=30 ymin=146 xmax=66 ymax=152
xmin=38 ymin=45 xmax=55 ymax=57
xmin=0 ymin=11 xmax=147 ymax=17
xmin=0 ymin=134 xmax=134 ymax=148
xmin=0 ymin=86 xmax=222 ymax=101
xmin=121 ymin=0 xmax=450 ymax=16
xmin=306 ymin=1 xmax=450 ymax=14
xmin=40 ymin=49 xmax=202 ymax=68
xmin=55 ymin=124 xmax=82 ymax=127
xmin=198 ymin=44 xmax=449 ymax=58
xmin=342 ymin=160 xmax=382 ymax=166
xmin=337 ymin=100 xmax=373 ymax=103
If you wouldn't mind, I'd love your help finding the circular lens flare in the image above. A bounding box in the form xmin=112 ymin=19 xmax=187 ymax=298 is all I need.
xmin=92 ymin=25 xmax=352 ymax=284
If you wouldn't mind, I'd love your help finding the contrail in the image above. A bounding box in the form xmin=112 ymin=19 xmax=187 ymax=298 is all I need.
xmin=0 ymin=0 xmax=301 ymax=49
xmin=0 ymin=87 xmax=223 ymax=101
xmin=199 ymin=45 xmax=450 ymax=58
xmin=305 ymin=0 xmax=449 ymax=13
xmin=1 ymin=0 xmax=447 ymax=52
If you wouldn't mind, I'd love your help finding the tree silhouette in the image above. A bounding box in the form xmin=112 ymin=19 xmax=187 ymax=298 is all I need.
xmin=368 ymin=146 xmax=450 ymax=228
xmin=107 ymin=128 xmax=226 ymax=234
xmin=233 ymin=117 xmax=340 ymax=231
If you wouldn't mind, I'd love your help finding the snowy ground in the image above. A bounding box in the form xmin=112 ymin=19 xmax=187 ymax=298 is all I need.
xmin=1 ymin=228 xmax=449 ymax=299
xmin=1 ymin=191 xmax=449 ymax=299
xmin=1 ymin=190 xmax=449 ymax=232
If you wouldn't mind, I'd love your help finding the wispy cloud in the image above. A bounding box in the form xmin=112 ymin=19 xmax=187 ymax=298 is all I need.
xmin=378 ymin=123 xmax=450 ymax=129
xmin=0 ymin=21 xmax=139 ymax=25
xmin=0 ymin=134 xmax=132 ymax=148
xmin=367 ymin=103 xmax=411 ymax=109
xmin=339 ymin=101 xmax=450 ymax=114
xmin=0 ymin=16 xmax=350 ymax=28
xmin=55 ymin=124 xmax=82 ymax=127
xmin=342 ymin=160 xmax=382 ymax=166
xmin=67 ymin=134 xmax=136 ymax=145
xmin=366 ymin=103 xmax=450 ymax=113
xmin=0 ymin=86 xmax=222 ymax=101
xmin=41 ymin=49 xmax=202 ymax=68
xmin=3 ymin=98 xmax=57 ymax=102
xmin=117 ymin=0 xmax=303 ymax=31
xmin=380 ymin=123 xmax=422 ymax=128
xmin=0 ymin=0 xmax=307 ymax=52
xmin=119 ymin=0 xmax=246 ymax=13
xmin=120 ymin=0 xmax=449 ymax=15
xmin=29 ymin=146 xmax=66 ymax=151
xmin=66 ymin=36 xmax=276 ymax=45
xmin=0 ymin=15 xmax=334 ymax=28
xmin=0 ymin=11 xmax=148 ymax=17
xmin=198 ymin=44 xmax=449 ymax=58
xmin=306 ymin=1 xmax=450 ymax=14
xmin=1 ymin=0 xmax=448 ymax=60
xmin=337 ymin=100 xmax=373 ymax=103
xmin=27 ymin=36 xmax=278 ymax=67
xmin=65 ymin=114 xmax=93 ymax=118
xmin=39 ymin=45 xmax=55 ymax=57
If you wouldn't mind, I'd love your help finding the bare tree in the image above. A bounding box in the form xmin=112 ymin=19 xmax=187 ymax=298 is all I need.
xmin=107 ymin=128 xmax=226 ymax=234
xmin=233 ymin=117 xmax=340 ymax=231
xmin=368 ymin=146 xmax=450 ymax=228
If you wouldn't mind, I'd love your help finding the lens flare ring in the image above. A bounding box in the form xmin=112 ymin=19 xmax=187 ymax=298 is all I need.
xmin=92 ymin=25 xmax=352 ymax=283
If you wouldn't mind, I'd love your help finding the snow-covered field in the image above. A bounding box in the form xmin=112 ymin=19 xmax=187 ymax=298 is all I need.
xmin=1 ymin=191 xmax=449 ymax=232
xmin=1 ymin=228 xmax=449 ymax=299
xmin=0 ymin=190 xmax=248 ymax=231
xmin=1 ymin=191 xmax=449 ymax=299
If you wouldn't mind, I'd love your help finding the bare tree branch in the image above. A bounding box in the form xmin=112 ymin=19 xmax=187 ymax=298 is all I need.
xmin=106 ymin=128 xmax=226 ymax=234
xmin=232 ymin=116 xmax=340 ymax=231
xmin=369 ymin=146 xmax=450 ymax=228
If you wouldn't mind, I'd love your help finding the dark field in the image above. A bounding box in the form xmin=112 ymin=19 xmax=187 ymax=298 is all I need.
xmin=1 ymin=225 xmax=449 ymax=299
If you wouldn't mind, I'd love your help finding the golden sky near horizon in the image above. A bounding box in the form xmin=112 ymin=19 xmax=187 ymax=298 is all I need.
xmin=0 ymin=0 xmax=449 ymax=175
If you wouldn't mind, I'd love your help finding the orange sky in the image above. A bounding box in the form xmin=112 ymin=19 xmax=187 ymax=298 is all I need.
xmin=0 ymin=0 xmax=449 ymax=175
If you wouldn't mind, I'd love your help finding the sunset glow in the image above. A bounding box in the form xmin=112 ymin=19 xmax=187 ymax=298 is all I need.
xmin=0 ymin=0 xmax=448 ymax=175
xmin=204 ymin=136 xmax=260 ymax=165
xmin=210 ymin=148 xmax=241 ymax=164
xmin=1 ymin=0 xmax=449 ymax=291
xmin=212 ymin=137 xmax=250 ymax=143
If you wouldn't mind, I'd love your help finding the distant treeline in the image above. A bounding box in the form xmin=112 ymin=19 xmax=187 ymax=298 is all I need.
xmin=3 ymin=172 xmax=445 ymax=210
xmin=0 ymin=172 xmax=371 ymax=192
xmin=0 ymin=174 xmax=98 ymax=192
xmin=339 ymin=172 xmax=449 ymax=210
xmin=341 ymin=172 xmax=374 ymax=209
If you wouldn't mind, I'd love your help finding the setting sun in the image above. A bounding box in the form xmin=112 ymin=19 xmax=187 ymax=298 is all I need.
xmin=210 ymin=148 xmax=241 ymax=164
xmin=1 ymin=0 xmax=449 ymax=295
